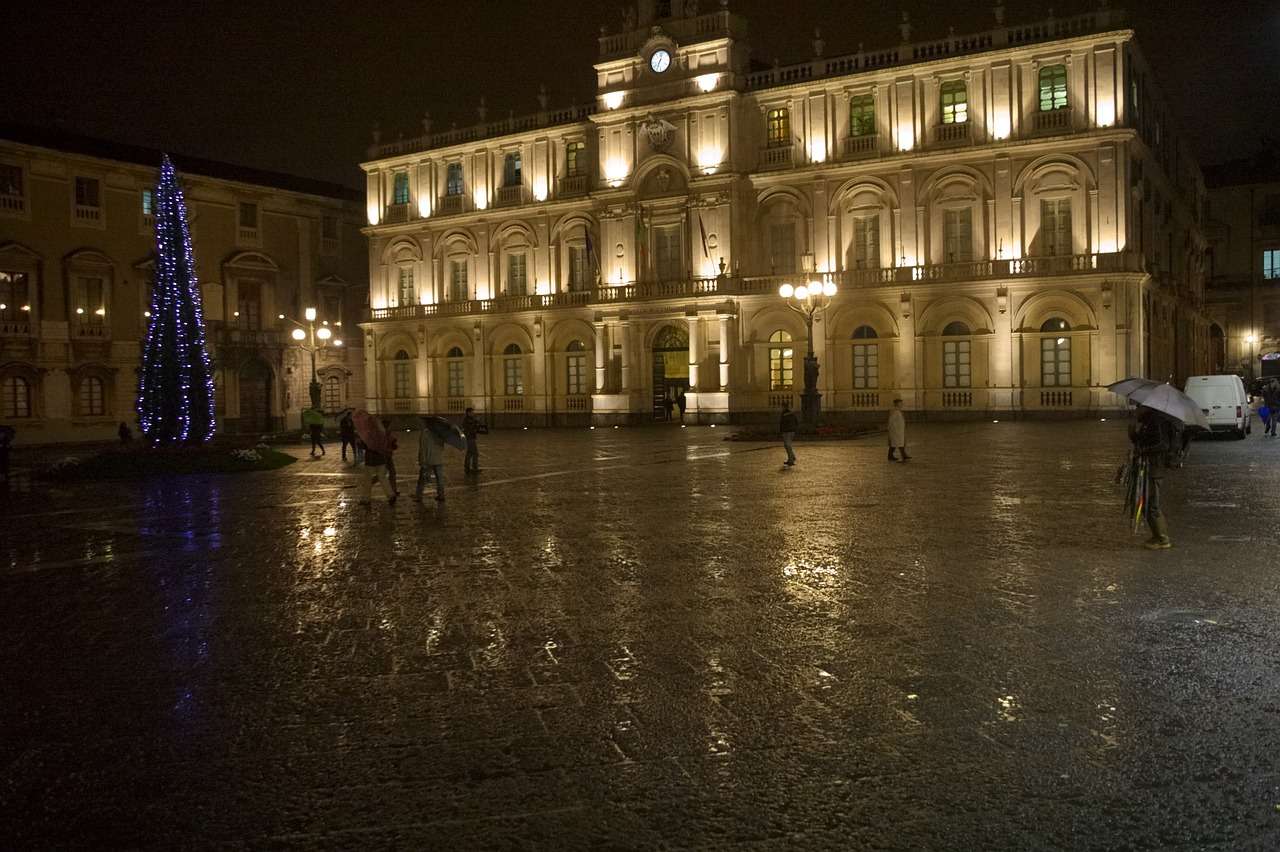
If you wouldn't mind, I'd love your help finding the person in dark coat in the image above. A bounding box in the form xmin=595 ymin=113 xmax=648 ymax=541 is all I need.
xmin=1130 ymin=405 xmax=1176 ymax=549
xmin=676 ymin=391 xmax=688 ymax=423
xmin=308 ymin=416 xmax=326 ymax=457
xmin=663 ymin=395 xmax=675 ymax=421
xmin=779 ymin=403 xmax=799 ymax=467
xmin=380 ymin=418 xmax=399 ymax=495
xmin=1265 ymin=381 xmax=1280 ymax=437
xmin=462 ymin=407 xmax=487 ymax=473
xmin=339 ymin=412 xmax=357 ymax=461
xmin=117 ymin=422 xmax=133 ymax=445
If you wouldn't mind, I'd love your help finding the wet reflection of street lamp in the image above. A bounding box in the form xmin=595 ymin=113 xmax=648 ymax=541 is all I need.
xmin=779 ymin=262 xmax=838 ymax=425
xmin=288 ymin=307 xmax=343 ymax=411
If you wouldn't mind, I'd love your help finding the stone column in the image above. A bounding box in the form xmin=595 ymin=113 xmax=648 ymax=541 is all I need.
xmin=594 ymin=321 xmax=607 ymax=391
xmin=686 ymin=315 xmax=701 ymax=389
xmin=718 ymin=314 xmax=732 ymax=389
xmin=619 ymin=321 xmax=633 ymax=392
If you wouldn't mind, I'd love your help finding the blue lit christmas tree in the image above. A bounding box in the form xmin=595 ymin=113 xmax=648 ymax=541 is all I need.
xmin=137 ymin=156 xmax=216 ymax=444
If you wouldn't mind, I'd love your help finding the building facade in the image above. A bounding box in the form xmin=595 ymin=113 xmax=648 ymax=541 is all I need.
xmin=1203 ymin=155 xmax=1280 ymax=382
xmin=0 ymin=127 xmax=368 ymax=443
xmin=360 ymin=1 xmax=1208 ymax=426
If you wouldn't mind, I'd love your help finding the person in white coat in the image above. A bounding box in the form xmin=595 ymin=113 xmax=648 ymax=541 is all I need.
xmin=887 ymin=398 xmax=910 ymax=462
xmin=416 ymin=423 xmax=448 ymax=502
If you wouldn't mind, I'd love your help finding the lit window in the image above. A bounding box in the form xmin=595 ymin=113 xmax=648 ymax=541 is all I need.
xmin=506 ymin=252 xmax=527 ymax=296
xmin=75 ymin=177 xmax=100 ymax=208
xmin=0 ymin=163 xmax=22 ymax=198
xmin=852 ymin=326 xmax=878 ymax=389
xmin=769 ymin=330 xmax=794 ymax=390
xmin=1264 ymin=250 xmax=1280 ymax=280
xmin=0 ymin=271 xmax=29 ymax=322
xmin=940 ymin=81 xmax=968 ymax=125
xmin=392 ymin=171 xmax=410 ymax=205
xmin=942 ymin=322 xmax=971 ymax=389
xmin=850 ymin=95 xmax=875 ymax=137
xmin=1040 ymin=318 xmax=1072 ymax=387
xmin=79 ymin=376 xmax=105 ymax=416
xmin=393 ymin=350 xmax=413 ymax=398
xmin=503 ymin=343 xmax=524 ymax=396
xmin=322 ymin=375 xmax=342 ymax=410
xmin=766 ymin=108 xmax=790 ymax=148
xmin=565 ymin=142 xmax=585 ymax=178
xmin=447 ymin=347 xmax=466 ymax=397
xmin=141 ymin=189 xmax=154 ymax=216
xmin=566 ymin=340 xmax=588 ymax=395
xmin=1 ymin=375 xmax=30 ymax=418
xmin=503 ymin=152 xmax=522 ymax=188
xmin=1039 ymin=65 xmax=1068 ymax=112
xmin=397 ymin=266 xmax=415 ymax=306
xmin=446 ymin=163 xmax=464 ymax=196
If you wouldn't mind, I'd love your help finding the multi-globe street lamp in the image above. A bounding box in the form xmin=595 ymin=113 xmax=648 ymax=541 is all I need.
xmin=778 ymin=261 xmax=837 ymax=425
xmin=287 ymin=306 xmax=343 ymax=411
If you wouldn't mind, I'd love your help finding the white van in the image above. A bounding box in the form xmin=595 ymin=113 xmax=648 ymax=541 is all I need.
xmin=1184 ymin=375 xmax=1251 ymax=438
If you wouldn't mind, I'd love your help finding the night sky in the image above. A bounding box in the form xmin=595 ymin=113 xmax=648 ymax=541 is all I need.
xmin=4 ymin=0 xmax=1273 ymax=189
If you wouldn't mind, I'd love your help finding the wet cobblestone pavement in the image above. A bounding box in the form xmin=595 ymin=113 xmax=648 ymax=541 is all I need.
xmin=2 ymin=422 xmax=1279 ymax=850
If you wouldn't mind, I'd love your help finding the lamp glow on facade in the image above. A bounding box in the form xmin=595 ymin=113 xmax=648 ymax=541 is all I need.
xmin=696 ymin=146 xmax=723 ymax=173
xmin=992 ymin=112 xmax=1011 ymax=141
xmin=897 ymin=127 xmax=915 ymax=152
xmin=808 ymin=140 xmax=827 ymax=164
xmin=367 ymin=204 xmax=380 ymax=225
xmin=604 ymin=158 xmax=629 ymax=187
xmin=695 ymin=73 xmax=719 ymax=93
xmin=418 ymin=196 xmax=432 ymax=218
xmin=473 ymin=188 xmax=489 ymax=210
xmin=603 ymin=91 xmax=625 ymax=110
xmin=532 ymin=179 xmax=548 ymax=202
xmin=1097 ymin=98 xmax=1116 ymax=128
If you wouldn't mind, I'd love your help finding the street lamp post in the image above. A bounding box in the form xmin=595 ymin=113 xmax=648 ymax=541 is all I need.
xmin=778 ymin=257 xmax=837 ymax=426
xmin=288 ymin=306 xmax=343 ymax=413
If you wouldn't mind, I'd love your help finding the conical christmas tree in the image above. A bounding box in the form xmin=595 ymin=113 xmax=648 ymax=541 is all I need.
xmin=137 ymin=156 xmax=216 ymax=444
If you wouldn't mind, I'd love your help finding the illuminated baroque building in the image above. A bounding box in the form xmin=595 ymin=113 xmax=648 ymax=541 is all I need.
xmin=0 ymin=127 xmax=368 ymax=442
xmin=360 ymin=1 xmax=1208 ymax=425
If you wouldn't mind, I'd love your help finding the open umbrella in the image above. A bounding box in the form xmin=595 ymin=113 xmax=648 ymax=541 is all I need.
xmin=1106 ymin=377 xmax=1160 ymax=399
xmin=1107 ymin=379 xmax=1210 ymax=430
xmin=421 ymin=416 xmax=466 ymax=450
xmin=301 ymin=408 xmax=325 ymax=427
xmin=352 ymin=410 xmax=389 ymax=453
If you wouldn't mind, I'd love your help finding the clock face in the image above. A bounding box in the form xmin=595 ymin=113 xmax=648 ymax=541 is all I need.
xmin=650 ymin=49 xmax=672 ymax=73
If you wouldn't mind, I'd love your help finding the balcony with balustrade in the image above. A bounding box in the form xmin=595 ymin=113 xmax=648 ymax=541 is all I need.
xmin=933 ymin=122 xmax=972 ymax=147
xmin=495 ymin=185 xmax=525 ymax=208
xmin=842 ymin=135 xmax=879 ymax=160
xmin=759 ymin=146 xmax=794 ymax=171
xmin=1033 ymin=107 xmax=1074 ymax=135
xmin=559 ymin=174 xmax=589 ymax=198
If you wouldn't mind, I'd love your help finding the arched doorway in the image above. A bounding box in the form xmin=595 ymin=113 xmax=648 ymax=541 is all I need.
xmin=651 ymin=324 xmax=689 ymax=419
xmin=239 ymin=358 xmax=273 ymax=433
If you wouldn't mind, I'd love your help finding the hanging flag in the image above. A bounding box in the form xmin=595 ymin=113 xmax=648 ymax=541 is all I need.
xmin=698 ymin=213 xmax=710 ymax=260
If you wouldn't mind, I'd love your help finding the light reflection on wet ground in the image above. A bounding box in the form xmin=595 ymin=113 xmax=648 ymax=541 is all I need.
xmin=1 ymin=422 xmax=1278 ymax=849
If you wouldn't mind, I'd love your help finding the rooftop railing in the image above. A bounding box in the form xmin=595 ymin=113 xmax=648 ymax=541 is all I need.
xmin=370 ymin=104 xmax=597 ymax=160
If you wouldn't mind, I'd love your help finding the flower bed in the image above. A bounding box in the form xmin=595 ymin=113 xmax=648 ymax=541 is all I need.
xmin=38 ymin=444 xmax=297 ymax=481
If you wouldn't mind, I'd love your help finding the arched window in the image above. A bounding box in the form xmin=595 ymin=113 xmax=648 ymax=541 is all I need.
xmin=852 ymin=326 xmax=879 ymax=389
xmin=566 ymin=339 xmax=588 ymax=395
xmin=769 ymin=330 xmax=794 ymax=390
xmin=392 ymin=349 xmax=413 ymax=399
xmin=78 ymin=376 xmax=105 ymax=416
xmin=322 ymin=375 xmax=342 ymax=411
xmin=942 ymin=322 xmax=971 ymax=389
xmin=503 ymin=343 xmax=524 ymax=396
xmin=940 ymin=81 xmax=968 ymax=125
xmin=446 ymin=346 xmax=466 ymax=397
xmin=1038 ymin=65 xmax=1069 ymax=112
xmin=1040 ymin=318 xmax=1072 ymax=387
xmin=1 ymin=375 xmax=30 ymax=418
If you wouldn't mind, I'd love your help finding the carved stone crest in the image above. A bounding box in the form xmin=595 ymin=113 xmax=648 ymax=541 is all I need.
xmin=640 ymin=113 xmax=677 ymax=152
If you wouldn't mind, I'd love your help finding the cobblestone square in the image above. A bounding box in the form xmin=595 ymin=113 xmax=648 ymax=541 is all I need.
xmin=2 ymin=422 xmax=1278 ymax=850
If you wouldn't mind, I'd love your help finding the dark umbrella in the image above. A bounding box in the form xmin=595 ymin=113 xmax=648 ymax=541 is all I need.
xmin=421 ymin=416 xmax=466 ymax=450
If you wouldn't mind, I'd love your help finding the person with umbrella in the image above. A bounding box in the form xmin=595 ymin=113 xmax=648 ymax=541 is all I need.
xmin=416 ymin=416 xmax=465 ymax=502
xmin=303 ymin=408 xmax=326 ymax=457
xmin=1109 ymin=379 xmax=1208 ymax=550
xmin=352 ymin=410 xmax=396 ymax=506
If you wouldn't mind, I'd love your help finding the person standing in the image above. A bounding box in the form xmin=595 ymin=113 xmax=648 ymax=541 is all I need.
xmin=339 ymin=412 xmax=357 ymax=461
xmin=676 ymin=391 xmax=688 ymax=423
xmin=779 ymin=403 xmax=799 ymax=467
xmin=1130 ymin=405 xmax=1176 ymax=549
xmin=663 ymin=395 xmax=675 ymax=422
xmin=308 ymin=414 xmax=326 ymax=457
xmin=416 ymin=421 xmax=448 ymax=502
xmin=462 ymin=407 xmax=487 ymax=474
xmin=887 ymin=399 xmax=910 ymax=462
xmin=117 ymin=422 xmax=133 ymax=445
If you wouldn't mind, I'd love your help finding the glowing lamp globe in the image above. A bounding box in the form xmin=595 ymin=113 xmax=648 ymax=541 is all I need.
xmin=794 ymin=285 xmax=810 ymax=300
xmin=334 ymin=339 xmax=344 ymax=347
xmin=316 ymin=326 xmax=332 ymax=341
xmin=778 ymin=283 xmax=795 ymax=299
xmin=291 ymin=328 xmax=306 ymax=341
xmin=304 ymin=307 xmax=317 ymax=322
xmin=823 ymin=281 xmax=838 ymax=297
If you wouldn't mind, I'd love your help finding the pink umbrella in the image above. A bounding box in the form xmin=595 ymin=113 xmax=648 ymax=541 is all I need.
xmin=352 ymin=410 xmax=388 ymax=453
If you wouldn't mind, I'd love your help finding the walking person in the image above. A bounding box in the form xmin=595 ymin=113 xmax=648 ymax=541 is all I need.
xmin=308 ymin=415 xmax=326 ymax=457
xmin=117 ymin=421 xmax=133 ymax=445
xmin=1265 ymin=380 xmax=1280 ymax=437
xmin=1129 ymin=405 xmax=1177 ymax=549
xmin=462 ymin=407 xmax=487 ymax=474
xmin=380 ymin=418 xmax=400 ymax=496
xmin=779 ymin=403 xmax=799 ymax=467
xmin=416 ymin=418 xmax=448 ymax=502
xmin=339 ymin=411 xmax=357 ymax=462
xmin=353 ymin=411 xmax=396 ymax=506
xmin=887 ymin=398 xmax=910 ymax=462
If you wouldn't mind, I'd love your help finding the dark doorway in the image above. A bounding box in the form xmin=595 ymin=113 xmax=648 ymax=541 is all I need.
xmin=239 ymin=358 xmax=273 ymax=433
xmin=651 ymin=324 xmax=689 ymax=419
